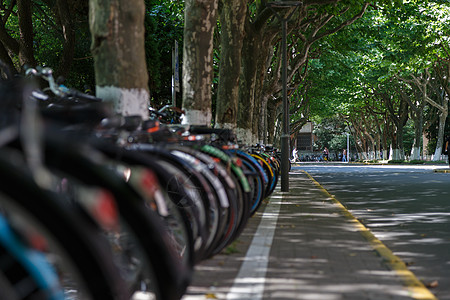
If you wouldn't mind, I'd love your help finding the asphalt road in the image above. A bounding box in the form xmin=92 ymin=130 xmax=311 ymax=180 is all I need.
xmin=293 ymin=163 xmax=450 ymax=300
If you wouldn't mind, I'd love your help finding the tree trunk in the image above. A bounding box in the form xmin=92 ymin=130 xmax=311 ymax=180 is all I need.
xmin=374 ymin=133 xmax=382 ymax=159
xmin=258 ymin=95 xmax=270 ymax=143
xmin=433 ymin=111 xmax=448 ymax=160
xmin=375 ymin=117 xmax=389 ymax=160
xmin=409 ymin=66 xmax=449 ymax=161
xmin=367 ymin=134 xmax=375 ymax=159
xmin=266 ymin=100 xmax=280 ymax=144
xmin=390 ymin=119 xmax=407 ymax=161
xmin=237 ymin=7 xmax=275 ymax=145
xmin=351 ymin=116 xmax=369 ymax=159
xmin=246 ymin=35 xmax=271 ymax=143
xmin=55 ymin=0 xmax=76 ymax=79
xmin=89 ymin=0 xmax=149 ymax=119
xmin=0 ymin=0 xmax=18 ymax=72
xmin=274 ymin=115 xmax=282 ymax=148
xmin=396 ymin=123 xmax=405 ymax=160
xmin=410 ymin=112 xmax=423 ymax=160
xmin=431 ymin=64 xmax=450 ymax=161
xmin=236 ymin=28 xmax=257 ymax=144
xmin=254 ymin=40 xmax=273 ymax=143
xmin=17 ymin=0 xmax=36 ymax=67
xmin=214 ymin=0 xmax=246 ymax=130
xmin=182 ymin=0 xmax=218 ymax=126
xmin=0 ymin=44 xmax=17 ymax=74
xmin=381 ymin=138 xmax=389 ymax=160
xmin=383 ymin=93 xmax=408 ymax=161
xmin=396 ymin=77 xmax=426 ymax=161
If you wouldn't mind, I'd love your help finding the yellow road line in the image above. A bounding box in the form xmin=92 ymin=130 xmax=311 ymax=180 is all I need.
xmin=302 ymin=170 xmax=438 ymax=300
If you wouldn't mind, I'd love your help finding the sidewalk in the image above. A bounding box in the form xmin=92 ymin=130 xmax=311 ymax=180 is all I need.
xmin=181 ymin=170 xmax=437 ymax=300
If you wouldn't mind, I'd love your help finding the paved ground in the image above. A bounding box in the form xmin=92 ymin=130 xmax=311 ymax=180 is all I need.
xmin=181 ymin=170 xmax=437 ymax=300
xmin=295 ymin=163 xmax=450 ymax=299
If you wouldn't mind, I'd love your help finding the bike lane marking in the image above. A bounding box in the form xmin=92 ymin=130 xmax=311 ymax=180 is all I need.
xmin=225 ymin=193 xmax=282 ymax=300
xmin=302 ymin=170 xmax=438 ymax=300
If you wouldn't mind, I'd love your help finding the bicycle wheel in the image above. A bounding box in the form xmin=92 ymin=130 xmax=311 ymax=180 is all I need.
xmin=195 ymin=145 xmax=250 ymax=254
xmin=42 ymin=134 xmax=188 ymax=300
xmin=127 ymin=143 xmax=213 ymax=263
xmin=166 ymin=145 xmax=232 ymax=258
xmin=168 ymin=147 xmax=223 ymax=258
xmin=0 ymin=213 xmax=64 ymax=300
xmin=251 ymin=153 xmax=277 ymax=198
xmin=228 ymin=149 xmax=268 ymax=214
xmin=0 ymin=148 xmax=128 ymax=300
xmin=88 ymin=139 xmax=195 ymax=271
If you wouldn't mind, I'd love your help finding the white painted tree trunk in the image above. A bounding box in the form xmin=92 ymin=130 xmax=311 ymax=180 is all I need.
xmin=96 ymin=86 xmax=149 ymax=119
xmin=433 ymin=112 xmax=448 ymax=161
xmin=182 ymin=0 xmax=218 ymax=126
xmin=359 ymin=152 xmax=367 ymax=160
xmin=381 ymin=150 xmax=388 ymax=160
xmin=410 ymin=147 xmax=421 ymax=161
xmin=89 ymin=0 xmax=149 ymax=120
xmin=235 ymin=127 xmax=256 ymax=146
xmin=181 ymin=109 xmax=212 ymax=126
xmin=391 ymin=148 xmax=402 ymax=160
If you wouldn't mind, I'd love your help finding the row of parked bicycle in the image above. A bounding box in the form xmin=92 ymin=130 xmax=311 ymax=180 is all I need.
xmin=0 ymin=65 xmax=281 ymax=300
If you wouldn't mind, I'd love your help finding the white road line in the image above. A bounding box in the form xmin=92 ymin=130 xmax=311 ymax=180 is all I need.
xmin=226 ymin=194 xmax=282 ymax=300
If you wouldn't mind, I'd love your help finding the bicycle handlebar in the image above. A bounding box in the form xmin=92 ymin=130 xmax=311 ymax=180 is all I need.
xmin=25 ymin=66 xmax=102 ymax=103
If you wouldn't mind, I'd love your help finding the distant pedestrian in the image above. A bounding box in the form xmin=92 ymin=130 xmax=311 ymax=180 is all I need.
xmin=342 ymin=149 xmax=347 ymax=162
xmin=323 ymin=147 xmax=329 ymax=162
xmin=292 ymin=147 xmax=298 ymax=163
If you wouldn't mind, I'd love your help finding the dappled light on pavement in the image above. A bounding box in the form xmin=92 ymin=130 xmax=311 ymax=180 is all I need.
xmin=294 ymin=164 xmax=450 ymax=299
xmin=182 ymin=172 xmax=434 ymax=300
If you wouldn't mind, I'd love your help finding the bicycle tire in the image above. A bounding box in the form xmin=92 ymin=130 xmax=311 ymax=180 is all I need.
xmin=89 ymin=140 xmax=195 ymax=271
xmin=0 ymin=148 xmax=128 ymax=300
xmin=0 ymin=214 xmax=64 ymax=300
xmin=42 ymin=134 xmax=188 ymax=300
xmin=127 ymin=143 xmax=214 ymax=262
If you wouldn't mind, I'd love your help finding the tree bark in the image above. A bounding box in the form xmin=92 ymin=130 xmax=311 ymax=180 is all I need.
xmin=350 ymin=115 xmax=367 ymax=159
xmin=182 ymin=0 xmax=218 ymax=126
xmin=432 ymin=64 xmax=450 ymax=160
xmin=382 ymin=91 xmax=409 ymax=160
xmin=236 ymin=23 xmax=261 ymax=144
xmin=411 ymin=66 xmax=449 ymax=161
xmin=0 ymin=1 xmax=20 ymax=58
xmin=396 ymin=75 xmax=427 ymax=160
xmin=410 ymin=109 xmax=424 ymax=160
xmin=89 ymin=0 xmax=149 ymax=119
xmin=434 ymin=112 xmax=448 ymax=159
xmin=55 ymin=0 xmax=76 ymax=79
xmin=360 ymin=112 xmax=376 ymax=159
xmin=236 ymin=5 xmax=278 ymax=144
xmin=249 ymin=31 xmax=276 ymax=144
xmin=267 ymin=98 xmax=282 ymax=144
xmin=239 ymin=3 xmax=369 ymax=145
xmin=0 ymin=43 xmax=16 ymax=74
xmin=215 ymin=0 xmax=246 ymax=130
xmin=17 ymin=0 xmax=36 ymax=68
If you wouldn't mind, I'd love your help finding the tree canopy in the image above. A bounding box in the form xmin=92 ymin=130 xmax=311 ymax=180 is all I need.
xmin=1 ymin=0 xmax=449 ymax=160
xmin=302 ymin=0 xmax=450 ymax=160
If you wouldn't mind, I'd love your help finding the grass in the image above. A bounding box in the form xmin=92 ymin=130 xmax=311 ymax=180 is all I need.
xmin=222 ymin=241 xmax=240 ymax=255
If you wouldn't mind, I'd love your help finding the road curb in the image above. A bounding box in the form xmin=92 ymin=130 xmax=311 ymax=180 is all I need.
xmin=434 ymin=169 xmax=450 ymax=173
xmin=302 ymin=170 xmax=438 ymax=300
